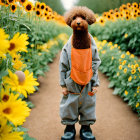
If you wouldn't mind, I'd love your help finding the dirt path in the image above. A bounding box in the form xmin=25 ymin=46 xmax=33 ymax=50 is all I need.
xmin=23 ymin=52 xmax=140 ymax=140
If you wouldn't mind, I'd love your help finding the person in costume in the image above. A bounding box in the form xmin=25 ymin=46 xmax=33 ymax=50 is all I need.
xmin=59 ymin=6 xmax=101 ymax=140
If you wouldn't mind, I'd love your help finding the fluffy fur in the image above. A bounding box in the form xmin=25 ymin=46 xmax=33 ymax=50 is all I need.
xmin=64 ymin=6 xmax=96 ymax=49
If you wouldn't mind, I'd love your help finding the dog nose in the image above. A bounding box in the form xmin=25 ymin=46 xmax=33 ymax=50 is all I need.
xmin=77 ymin=22 xmax=80 ymax=25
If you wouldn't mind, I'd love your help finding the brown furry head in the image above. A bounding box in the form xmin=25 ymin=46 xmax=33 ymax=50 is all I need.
xmin=64 ymin=6 xmax=96 ymax=27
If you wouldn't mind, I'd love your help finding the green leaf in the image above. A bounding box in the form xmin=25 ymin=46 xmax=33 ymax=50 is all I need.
xmin=108 ymin=81 xmax=115 ymax=88
xmin=27 ymin=101 xmax=35 ymax=109
xmin=23 ymin=133 xmax=36 ymax=140
xmin=113 ymin=88 xmax=122 ymax=95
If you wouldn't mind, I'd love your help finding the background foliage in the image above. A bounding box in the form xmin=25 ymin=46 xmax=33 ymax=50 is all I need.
xmin=76 ymin=0 xmax=140 ymax=13
xmin=39 ymin=0 xmax=65 ymax=15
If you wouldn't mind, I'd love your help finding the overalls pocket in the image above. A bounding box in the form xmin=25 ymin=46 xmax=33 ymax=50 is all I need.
xmin=64 ymin=76 xmax=80 ymax=93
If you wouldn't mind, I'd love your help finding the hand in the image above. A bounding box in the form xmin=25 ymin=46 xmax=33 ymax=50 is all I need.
xmin=92 ymin=86 xmax=98 ymax=94
xmin=62 ymin=87 xmax=68 ymax=96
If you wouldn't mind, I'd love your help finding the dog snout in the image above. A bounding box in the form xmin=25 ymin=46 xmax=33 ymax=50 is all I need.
xmin=77 ymin=22 xmax=80 ymax=25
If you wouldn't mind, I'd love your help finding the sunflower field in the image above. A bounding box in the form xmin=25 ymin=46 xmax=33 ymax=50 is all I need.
xmin=90 ymin=2 xmax=140 ymax=55
xmin=0 ymin=0 xmax=70 ymax=139
xmin=90 ymin=2 xmax=140 ymax=117
xmin=95 ymin=38 xmax=140 ymax=116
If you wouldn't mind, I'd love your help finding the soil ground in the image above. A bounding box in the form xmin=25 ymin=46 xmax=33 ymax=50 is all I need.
xmin=23 ymin=52 xmax=140 ymax=140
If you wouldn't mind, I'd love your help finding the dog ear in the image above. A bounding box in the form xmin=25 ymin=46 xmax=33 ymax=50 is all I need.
xmin=64 ymin=12 xmax=72 ymax=26
xmin=83 ymin=7 xmax=96 ymax=25
xmin=86 ymin=9 xmax=96 ymax=25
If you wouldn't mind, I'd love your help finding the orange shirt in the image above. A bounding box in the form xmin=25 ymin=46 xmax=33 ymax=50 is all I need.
xmin=70 ymin=36 xmax=93 ymax=85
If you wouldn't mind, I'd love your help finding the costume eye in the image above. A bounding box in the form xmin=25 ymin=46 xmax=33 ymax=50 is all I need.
xmin=81 ymin=16 xmax=85 ymax=20
xmin=73 ymin=16 xmax=76 ymax=20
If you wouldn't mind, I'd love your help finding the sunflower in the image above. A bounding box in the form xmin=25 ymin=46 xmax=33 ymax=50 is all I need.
xmin=0 ymin=28 xmax=9 ymax=40
xmin=36 ymin=9 xmax=41 ymax=16
xmin=8 ymin=32 xmax=29 ymax=55
xmin=0 ymin=93 xmax=30 ymax=126
xmin=98 ymin=17 xmax=106 ymax=26
xmin=124 ymin=33 xmax=128 ymax=38
xmin=7 ymin=0 xmax=14 ymax=4
xmin=114 ymin=8 xmax=119 ymax=12
xmin=125 ymin=9 xmax=130 ymax=15
xmin=126 ymin=51 xmax=130 ymax=55
xmin=122 ymin=60 xmax=127 ymax=65
xmin=133 ymin=8 xmax=138 ymax=14
xmin=119 ymin=65 xmax=123 ymax=70
xmin=128 ymin=76 xmax=132 ymax=82
xmin=132 ymin=13 xmax=137 ymax=19
xmin=138 ymin=10 xmax=140 ymax=17
xmin=132 ymin=2 xmax=138 ymax=8
xmin=48 ymin=7 xmax=52 ymax=12
xmin=127 ymin=3 xmax=131 ymax=8
xmin=115 ymin=12 xmax=120 ymax=18
xmin=12 ymin=54 xmax=26 ymax=70
xmin=24 ymin=1 xmax=33 ymax=12
xmin=19 ymin=0 xmax=27 ymax=5
xmin=10 ymin=3 xmax=17 ymax=13
xmin=136 ymin=102 xmax=139 ymax=108
xmin=45 ymin=5 xmax=49 ymax=12
xmin=119 ymin=7 xmax=123 ymax=12
xmin=121 ymin=54 xmax=125 ymax=58
xmin=40 ymin=2 xmax=46 ymax=10
xmin=0 ymin=28 xmax=10 ymax=58
xmin=0 ymin=0 xmax=8 ymax=6
xmin=109 ymin=9 xmax=114 ymax=14
xmin=106 ymin=13 xmax=112 ymax=20
xmin=120 ymin=12 xmax=123 ymax=18
xmin=124 ymin=68 xmax=127 ymax=73
xmin=122 ymin=4 xmax=127 ymax=10
xmin=3 ymin=70 xmax=39 ymax=98
xmin=125 ymin=14 xmax=130 ymax=20
xmin=44 ymin=11 xmax=48 ymax=17
xmin=35 ymin=1 xmax=40 ymax=9
xmin=46 ymin=15 xmax=51 ymax=21
xmin=131 ymin=69 xmax=136 ymax=74
xmin=0 ymin=88 xmax=10 ymax=102
xmin=135 ymin=63 xmax=139 ymax=68
xmin=0 ymin=116 xmax=24 ymax=140
xmin=124 ymin=90 xmax=128 ymax=95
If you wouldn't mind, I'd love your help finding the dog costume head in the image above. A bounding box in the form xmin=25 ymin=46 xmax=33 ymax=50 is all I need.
xmin=64 ymin=6 xmax=96 ymax=31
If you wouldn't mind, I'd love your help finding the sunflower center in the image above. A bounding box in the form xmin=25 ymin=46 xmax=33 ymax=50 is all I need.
xmin=9 ymin=0 xmax=13 ymax=3
xmin=101 ymin=20 xmax=103 ymax=23
xmin=9 ymin=43 xmax=16 ymax=51
xmin=2 ymin=95 xmax=9 ymax=102
xmin=21 ymin=0 xmax=25 ymax=3
xmin=37 ymin=4 xmax=40 ymax=8
xmin=12 ymin=5 xmax=16 ymax=10
xmin=46 ymin=7 xmax=48 ymax=11
xmin=36 ymin=11 xmax=40 ymax=15
xmin=1 ymin=0 xmax=6 ymax=3
xmin=3 ymin=108 xmax=11 ymax=114
xmin=41 ymin=5 xmax=44 ymax=9
xmin=26 ymin=4 xmax=31 ymax=11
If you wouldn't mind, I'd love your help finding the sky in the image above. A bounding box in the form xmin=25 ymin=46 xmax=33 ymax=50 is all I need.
xmin=61 ymin=0 xmax=78 ymax=10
